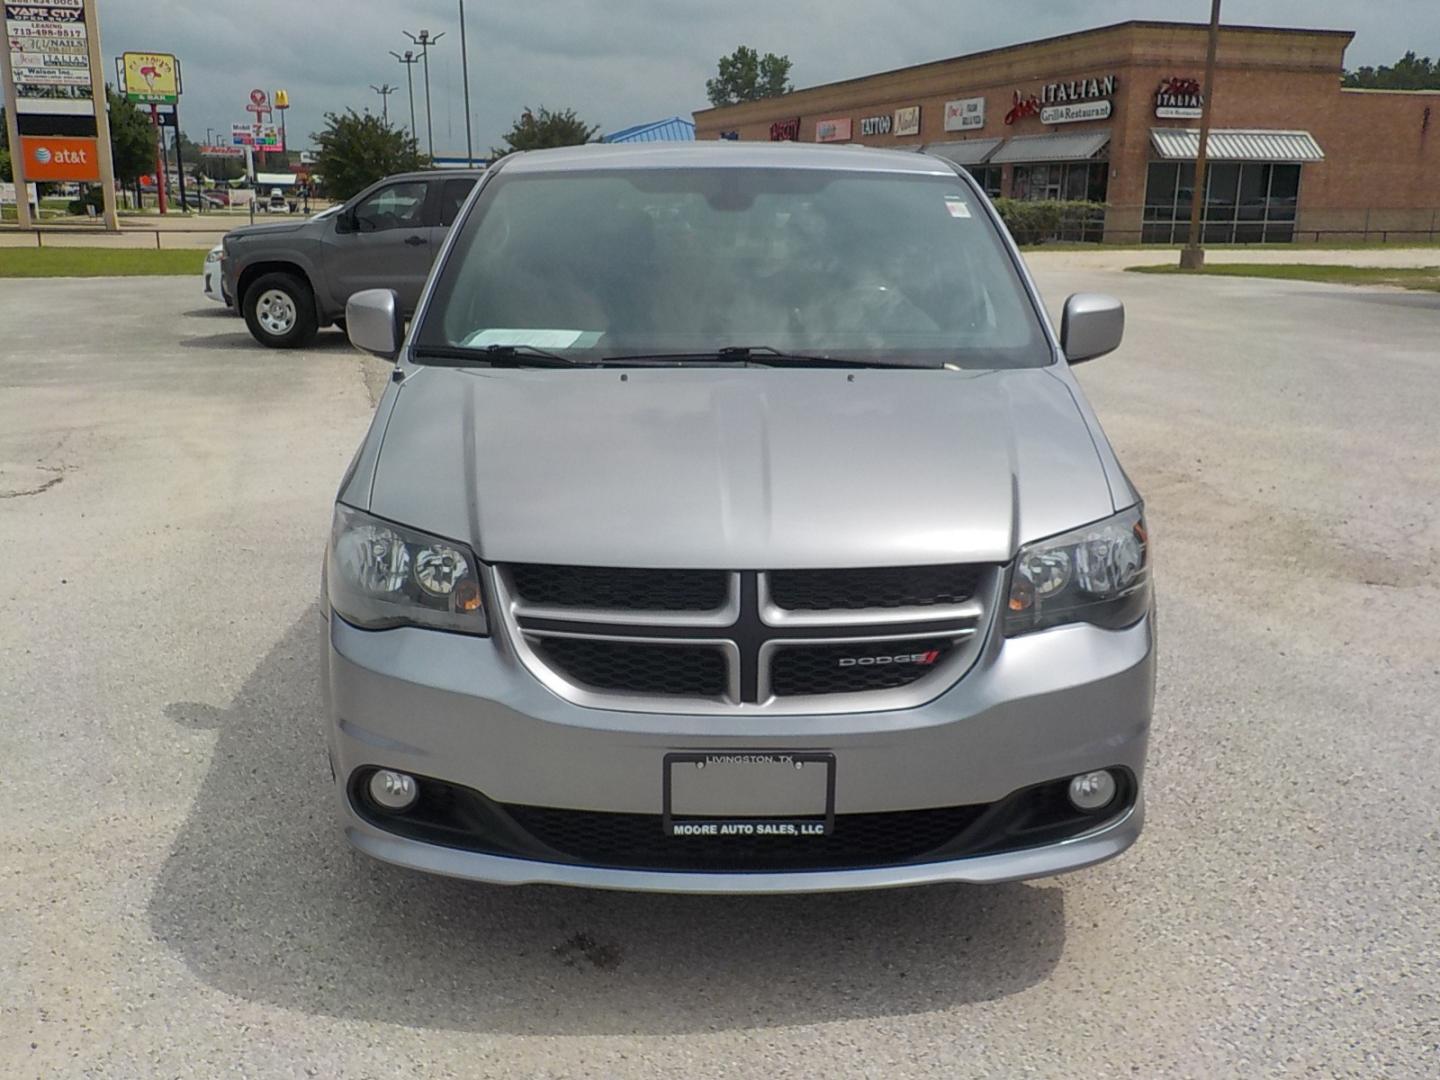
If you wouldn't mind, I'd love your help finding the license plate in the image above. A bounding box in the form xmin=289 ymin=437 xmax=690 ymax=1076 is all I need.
xmin=662 ymin=751 xmax=835 ymax=837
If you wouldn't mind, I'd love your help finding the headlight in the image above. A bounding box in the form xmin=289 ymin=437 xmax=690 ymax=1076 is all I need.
xmin=1005 ymin=505 xmax=1149 ymax=636
xmin=205 ymin=246 xmax=222 ymax=264
xmin=326 ymin=504 xmax=487 ymax=635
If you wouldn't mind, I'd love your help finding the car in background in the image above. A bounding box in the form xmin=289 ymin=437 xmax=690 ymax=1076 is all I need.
xmin=205 ymin=204 xmax=344 ymax=310
xmin=203 ymin=244 xmax=227 ymax=305
xmin=221 ymin=169 xmax=483 ymax=348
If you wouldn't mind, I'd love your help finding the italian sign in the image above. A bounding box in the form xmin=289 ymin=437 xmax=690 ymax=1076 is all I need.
xmin=1155 ymin=76 xmax=1203 ymax=119
xmin=893 ymin=105 xmax=920 ymax=137
xmin=121 ymin=51 xmax=179 ymax=103
xmin=815 ymin=117 xmax=852 ymax=143
xmin=19 ymin=134 xmax=100 ymax=180
xmin=943 ymin=97 xmax=986 ymax=132
xmin=1040 ymin=100 xmax=1113 ymax=125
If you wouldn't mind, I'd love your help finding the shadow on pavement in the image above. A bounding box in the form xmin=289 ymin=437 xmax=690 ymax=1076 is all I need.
xmin=177 ymin=330 xmax=352 ymax=352
xmin=150 ymin=608 xmax=1067 ymax=1036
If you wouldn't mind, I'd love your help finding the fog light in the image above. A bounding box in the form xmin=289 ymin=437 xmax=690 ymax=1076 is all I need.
xmin=1068 ymin=770 xmax=1117 ymax=812
xmin=369 ymin=769 xmax=418 ymax=811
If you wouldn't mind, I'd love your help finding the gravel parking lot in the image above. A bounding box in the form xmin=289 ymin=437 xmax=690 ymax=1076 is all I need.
xmin=1 ymin=267 xmax=1437 ymax=1077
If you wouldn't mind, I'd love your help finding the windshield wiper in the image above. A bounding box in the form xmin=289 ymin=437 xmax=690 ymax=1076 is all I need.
xmin=410 ymin=344 xmax=594 ymax=368
xmin=598 ymin=346 xmax=880 ymax=368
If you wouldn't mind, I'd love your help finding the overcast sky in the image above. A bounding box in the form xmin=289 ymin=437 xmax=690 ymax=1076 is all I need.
xmin=93 ymin=0 xmax=1437 ymax=156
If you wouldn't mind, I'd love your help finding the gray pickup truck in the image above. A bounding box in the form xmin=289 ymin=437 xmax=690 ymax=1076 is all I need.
xmin=221 ymin=169 xmax=482 ymax=348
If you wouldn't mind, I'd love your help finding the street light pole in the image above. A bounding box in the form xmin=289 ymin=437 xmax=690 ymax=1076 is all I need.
xmin=403 ymin=29 xmax=443 ymax=159
xmin=369 ymin=83 xmax=397 ymax=125
xmin=390 ymin=50 xmax=420 ymax=147
xmin=1180 ymin=0 xmax=1223 ymax=269
xmin=458 ymin=0 xmax=474 ymax=166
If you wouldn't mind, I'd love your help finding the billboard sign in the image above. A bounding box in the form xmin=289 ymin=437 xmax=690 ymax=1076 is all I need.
xmin=19 ymin=134 xmax=100 ymax=180
xmin=5 ymin=0 xmax=90 ymax=93
xmin=121 ymin=51 xmax=179 ymax=103
xmin=231 ymin=122 xmax=282 ymax=149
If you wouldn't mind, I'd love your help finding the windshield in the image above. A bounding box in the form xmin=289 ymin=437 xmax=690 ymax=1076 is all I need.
xmin=415 ymin=167 xmax=1051 ymax=368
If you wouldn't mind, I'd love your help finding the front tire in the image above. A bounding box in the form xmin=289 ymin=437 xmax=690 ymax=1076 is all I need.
xmin=243 ymin=272 xmax=318 ymax=349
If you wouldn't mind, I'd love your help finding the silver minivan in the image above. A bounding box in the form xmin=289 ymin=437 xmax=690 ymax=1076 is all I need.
xmin=324 ymin=142 xmax=1153 ymax=893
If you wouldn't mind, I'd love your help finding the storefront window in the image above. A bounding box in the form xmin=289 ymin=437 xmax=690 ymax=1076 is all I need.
xmin=966 ymin=165 xmax=1002 ymax=198
xmin=1143 ymin=161 xmax=1302 ymax=243
xmin=1009 ymin=161 xmax=1108 ymax=240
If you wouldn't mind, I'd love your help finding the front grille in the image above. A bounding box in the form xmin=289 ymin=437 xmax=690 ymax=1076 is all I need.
xmin=769 ymin=639 xmax=956 ymax=696
xmin=506 ymin=803 xmax=988 ymax=871
xmin=503 ymin=563 xmax=996 ymax=712
xmin=532 ymin=637 xmax=727 ymax=698
xmin=768 ymin=565 xmax=982 ymax=611
xmin=509 ymin=564 xmax=728 ymax=611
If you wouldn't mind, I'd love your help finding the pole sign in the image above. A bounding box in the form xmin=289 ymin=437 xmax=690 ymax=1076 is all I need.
xmin=199 ymin=144 xmax=244 ymax=157
xmin=7 ymin=0 xmax=90 ymax=89
xmin=231 ymin=122 xmax=282 ymax=149
xmin=245 ymin=87 xmax=270 ymax=114
xmin=18 ymin=133 xmax=99 ymax=179
xmin=120 ymin=51 xmax=179 ymax=103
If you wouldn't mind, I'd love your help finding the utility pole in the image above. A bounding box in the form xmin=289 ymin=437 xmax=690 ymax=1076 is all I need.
xmin=403 ymin=29 xmax=443 ymax=158
xmin=458 ymin=0 xmax=474 ymax=166
xmin=1180 ymin=0 xmax=1223 ymax=269
xmin=369 ymin=83 xmax=397 ymax=125
xmin=390 ymin=50 xmax=420 ymax=148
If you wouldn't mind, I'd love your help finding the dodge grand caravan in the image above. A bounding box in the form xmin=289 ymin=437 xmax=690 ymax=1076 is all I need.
xmin=323 ymin=143 xmax=1154 ymax=893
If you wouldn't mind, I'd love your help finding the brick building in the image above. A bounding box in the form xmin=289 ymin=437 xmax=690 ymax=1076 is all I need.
xmin=692 ymin=21 xmax=1440 ymax=243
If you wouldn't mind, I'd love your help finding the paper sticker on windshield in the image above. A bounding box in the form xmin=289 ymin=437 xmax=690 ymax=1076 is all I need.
xmin=462 ymin=328 xmax=600 ymax=349
xmin=944 ymin=196 xmax=972 ymax=219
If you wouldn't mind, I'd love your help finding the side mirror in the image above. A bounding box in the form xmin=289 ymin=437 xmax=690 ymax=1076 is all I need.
xmin=346 ymin=289 xmax=403 ymax=359
xmin=334 ymin=208 xmax=355 ymax=234
xmin=1060 ymin=293 xmax=1125 ymax=364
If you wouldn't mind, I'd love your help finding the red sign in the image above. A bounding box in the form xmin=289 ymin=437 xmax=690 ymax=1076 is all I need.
xmin=19 ymin=135 xmax=100 ymax=181
xmin=1003 ymin=90 xmax=1041 ymax=126
xmin=769 ymin=117 xmax=800 ymax=142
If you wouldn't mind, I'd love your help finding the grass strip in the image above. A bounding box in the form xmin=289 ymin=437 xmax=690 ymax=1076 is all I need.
xmin=0 ymin=247 xmax=205 ymax=278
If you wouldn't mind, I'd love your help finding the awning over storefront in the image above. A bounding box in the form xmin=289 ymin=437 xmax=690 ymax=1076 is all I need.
xmin=1149 ymin=128 xmax=1324 ymax=162
xmin=989 ymin=129 xmax=1111 ymax=165
xmin=923 ymin=137 xmax=1004 ymax=165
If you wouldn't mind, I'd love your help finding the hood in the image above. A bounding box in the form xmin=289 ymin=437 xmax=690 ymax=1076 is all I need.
xmin=224 ymin=221 xmax=310 ymax=241
xmin=367 ymin=366 xmax=1116 ymax=569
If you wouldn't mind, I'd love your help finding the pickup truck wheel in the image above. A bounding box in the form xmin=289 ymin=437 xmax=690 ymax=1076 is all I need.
xmin=243 ymin=272 xmax=318 ymax=349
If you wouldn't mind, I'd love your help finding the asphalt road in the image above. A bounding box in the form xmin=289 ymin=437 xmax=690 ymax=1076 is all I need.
xmin=1 ymin=267 xmax=1437 ymax=1078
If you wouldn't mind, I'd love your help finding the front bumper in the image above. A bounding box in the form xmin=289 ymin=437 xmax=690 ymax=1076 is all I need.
xmin=323 ymin=608 xmax=1154 ymax=893
xmin=203 ymin=262 xmax=228 ymax=305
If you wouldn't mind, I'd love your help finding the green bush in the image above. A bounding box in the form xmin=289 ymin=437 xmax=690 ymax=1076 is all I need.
xmin=67 ymin=188 xmax=105 ymax=216
xmin=992 ymin=198 xmax=1107 ymax=245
